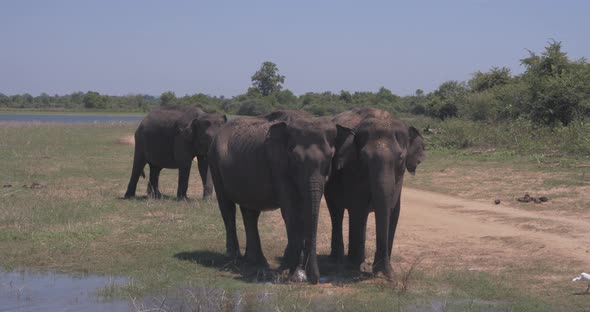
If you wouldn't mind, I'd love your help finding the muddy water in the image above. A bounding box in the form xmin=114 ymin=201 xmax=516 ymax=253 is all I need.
xmin=0 ymin=271 xmax=131 ymax=311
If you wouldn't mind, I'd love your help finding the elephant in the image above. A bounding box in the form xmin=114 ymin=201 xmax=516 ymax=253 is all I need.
xmin=325 ymin=107 xmax=425 ymax=279
xmin=124 ymin=105 xmax=227 ymax=200
xmin=208 ymin=110 xmax=354 ymax=284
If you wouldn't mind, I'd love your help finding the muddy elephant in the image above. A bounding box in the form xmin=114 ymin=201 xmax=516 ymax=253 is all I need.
xmin=208 ymin=110 xmax=354 ymax=284
xmin=124 ymin=105 xmax=227 ymax=200
xmin=325 ymin=108 xmax=425 ymax=279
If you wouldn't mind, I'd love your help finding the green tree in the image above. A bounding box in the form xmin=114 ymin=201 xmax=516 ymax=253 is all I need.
xmin=83 ymin=91 xmax=108 ymax=109
xmin=520 ymin=40 xmax=590 ymax=125
xmin=160 ymin=91 xmax=176 ymax=107
xmin=469 ymin=67 xmax=512 ymax=92
xmin=339 ymin=90 xmax=352 ymax=103
xmin=426 ymin=81 xmax=468 ymax=119
xmin=251 ymin=61 xmax=285 ymax=96
xmin=521 ymin=40 xmax=570 ymax=77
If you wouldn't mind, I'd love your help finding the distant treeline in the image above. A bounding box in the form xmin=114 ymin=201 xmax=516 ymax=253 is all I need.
xmin=2 ymin=41 xmax=589 ymax=127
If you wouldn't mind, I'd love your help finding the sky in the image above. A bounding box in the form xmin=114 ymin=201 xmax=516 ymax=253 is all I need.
xmin=1 ymin=0 xmax=589 ymax=97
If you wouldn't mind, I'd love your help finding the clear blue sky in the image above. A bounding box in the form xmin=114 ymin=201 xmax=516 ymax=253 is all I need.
xmin=1 ymin=0 xmax=588 ymax=97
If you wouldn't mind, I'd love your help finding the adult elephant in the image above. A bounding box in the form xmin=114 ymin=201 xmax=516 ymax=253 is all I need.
xmin=325 ymin=108 xmax=425 ymax=279
xmin=208 ymin=110 xmax=353 ymax=284
xmin=124 ymin=105 xmax=227 ymax=200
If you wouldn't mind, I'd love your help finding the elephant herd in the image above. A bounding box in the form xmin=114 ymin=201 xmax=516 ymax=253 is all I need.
xmin=124 ymin=105 xmax=425 ymax=284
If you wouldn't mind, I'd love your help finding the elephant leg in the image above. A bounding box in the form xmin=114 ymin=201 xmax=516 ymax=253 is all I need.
xmin=147 ymin=164 xmax=162 ymax=199
xmin=217 ymin=196 xmax=240 ymax=259
xmin=325 ymin=188 xmax=345 ymax=266
xmin=177 ymin=164 xmax=192 ymax=200
xmin=347 ymin=208 xmax=368 ymax=268
xmin=240 ymin=206 xmax=268 ymax=268
xmin=124 ymin=148 xmax=146 ymax=198
xmin=281 ymin=205 xmax=305 ymax=276
xmin=373 ymin=203 xmax=394 ymax=279
xmin=196 ymin=155 xmax=213 ymax=199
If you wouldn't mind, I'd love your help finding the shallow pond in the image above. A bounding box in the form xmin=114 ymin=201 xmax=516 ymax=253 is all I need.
xmin=0 ymin=114 xmax=143 ymax=124
xmin=0 ymin=270 xmax=131 ymax=312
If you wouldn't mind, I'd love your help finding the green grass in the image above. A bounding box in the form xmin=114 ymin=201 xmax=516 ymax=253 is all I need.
xmin=0 ymin=122 xmax=586 ymax=311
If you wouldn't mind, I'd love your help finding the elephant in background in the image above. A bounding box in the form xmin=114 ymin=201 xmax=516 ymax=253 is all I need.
xmin=208 ymin=110 xmax=354 ymax=284
xmin=325 ymin=107 xmax=425 ymax=279
xmin=124 ymin=105 xmax=227 ymax=200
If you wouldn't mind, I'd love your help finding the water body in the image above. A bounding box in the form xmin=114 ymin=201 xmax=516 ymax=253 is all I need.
xmin=0 ymin=271 xmax=131 ymax=312
xmin=0 ymin=114 xmax=143 ymax=124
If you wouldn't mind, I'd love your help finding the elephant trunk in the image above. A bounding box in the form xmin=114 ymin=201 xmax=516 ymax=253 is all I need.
xmin=368 ymin=150 xmax=396 ymax=279
xmin=303 ymin=176 xmax=324 ymax=284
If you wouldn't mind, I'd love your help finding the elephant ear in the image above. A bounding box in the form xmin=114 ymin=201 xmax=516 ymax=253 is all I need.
xmin=409 ymin=126 xmax=422 ymax=143
xmin=178 ymin=119 xmax=197 ymax=142
xmin=406 ymin=126 xmax=426 ymax=174
xmin=333 ymin=124 xmax=356 ymax=170
xmin=265 ymin=122 xmax=290 ymax=171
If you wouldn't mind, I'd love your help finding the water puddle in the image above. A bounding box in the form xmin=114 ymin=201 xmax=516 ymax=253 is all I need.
xmin=0 ymin=270 xmax=131 ymax=312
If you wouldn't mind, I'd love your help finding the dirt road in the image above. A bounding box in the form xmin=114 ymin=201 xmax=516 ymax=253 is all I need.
xmin=340 ymin=188 xmax=590 ymax=275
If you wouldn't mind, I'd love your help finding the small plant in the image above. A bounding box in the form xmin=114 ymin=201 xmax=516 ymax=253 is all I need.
xmin=397 ymin=255 xmax=424 ymax=295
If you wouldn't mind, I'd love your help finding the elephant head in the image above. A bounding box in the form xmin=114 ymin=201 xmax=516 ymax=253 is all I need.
xmin=266 ymin=119 xmax=353 ymax=284
xmin=179 ymin=113 xmax=227 ymax=156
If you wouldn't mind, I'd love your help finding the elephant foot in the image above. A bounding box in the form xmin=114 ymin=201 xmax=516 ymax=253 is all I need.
xmin=372 ymin=262 xmax=395 ymax=281
xmin=306 ymin=268 xmax=320 ymax=285
xmin=289 ymin=268 xmax=308 ymax=283
xmin=123 ymin=192 xmax=135 ymax=199
xmin=335 ymin=262 xmax=345 ymax=275
xmin=243 ymin=250 xmax=269 ymax=269
xmin=176 ymin=195 xmax=190 ymax=201
xmin=225 ymin=248 xmax=241 ymax=259
xmin=148 ymin=192 xmax=162 ymax=200
xmin=347 ymin=254 xmax=365 ymax=268
xmin=242 ymin=258 xmax=272 ymax=282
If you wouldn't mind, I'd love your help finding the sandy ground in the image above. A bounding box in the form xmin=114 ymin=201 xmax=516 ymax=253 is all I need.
xmin=389 ymin=188 xmax=590 ymax=272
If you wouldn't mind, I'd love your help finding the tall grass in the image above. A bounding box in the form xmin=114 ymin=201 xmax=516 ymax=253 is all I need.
xmin=405 ymin=116 xmax=590 ymax=157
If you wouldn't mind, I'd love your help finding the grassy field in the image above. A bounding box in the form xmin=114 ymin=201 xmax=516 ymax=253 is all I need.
xmin=0 ymin=122 xmax=587 ymax=311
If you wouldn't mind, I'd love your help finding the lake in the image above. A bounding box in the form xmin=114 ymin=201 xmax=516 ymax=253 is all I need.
xmin=0 ymin=271 xmax=131 ymax=312
xmin=0 ymin=114 xmax=144 ymax=124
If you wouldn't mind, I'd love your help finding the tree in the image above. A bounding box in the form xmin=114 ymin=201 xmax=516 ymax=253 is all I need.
xmin=83 ymin=91 xmax=108 ymax=109
xmin=469 ymin=67 xmax=512 ymax=92
xmin=520 ymin=40 xmax=590 ymax=125
xmin=426 ymin=81 xmax=468 ymax=120
xmin=251 ymin=61 xmax=285 ymax=96
xmin=339 ymin=90 xmax=352 ymax=103
xmin=521 ymin=40 xmax=569 ymax=78
xmin=160 ymin=91 xmax=176 ymax=107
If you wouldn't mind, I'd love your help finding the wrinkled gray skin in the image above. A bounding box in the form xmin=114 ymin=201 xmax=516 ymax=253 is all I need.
xmin=208 ymin=110 xmax=354 ymax=284
xmin=325 ymin=108 xmax=425 ymax=279
xmin=124 ymin=106 xmax=227 ymax=200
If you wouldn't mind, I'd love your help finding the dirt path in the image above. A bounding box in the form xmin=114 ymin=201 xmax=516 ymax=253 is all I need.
xmin=389 ymin=188 xmax=590 ymax=272
xmin=281 ymin=187 xmax=589 ymax=280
